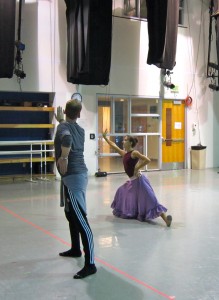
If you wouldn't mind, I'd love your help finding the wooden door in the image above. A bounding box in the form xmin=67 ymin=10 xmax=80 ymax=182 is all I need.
xmin=162 ymin=100 xmax=185 ymax=170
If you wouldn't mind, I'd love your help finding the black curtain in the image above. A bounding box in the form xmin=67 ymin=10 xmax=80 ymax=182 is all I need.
xmin=64 ymin=0 xmax=112 ymax=85
xmin=0 ymin=0 xmax=16 ymax=78
xmin=213 ymin=0 xmax=219 ymax=67
xmin=146 ymin=0 xmax=179 ymax=70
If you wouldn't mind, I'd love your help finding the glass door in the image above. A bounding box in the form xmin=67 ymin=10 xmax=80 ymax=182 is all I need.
xmin=97 ymin=95 xmax=161 ymax=173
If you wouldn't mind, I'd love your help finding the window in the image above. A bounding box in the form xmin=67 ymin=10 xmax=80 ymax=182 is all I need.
xmin=179 ymin=0 xmax=184 ymax=26
xmin=112 ymin=0 xmax=147 ymax=19
xmin=112 ymin=0 xmax=184 ymax=25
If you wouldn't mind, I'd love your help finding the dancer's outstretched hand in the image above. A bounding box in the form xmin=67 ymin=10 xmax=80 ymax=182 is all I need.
xmin=102 ymin=129 xmax=108 ymax=138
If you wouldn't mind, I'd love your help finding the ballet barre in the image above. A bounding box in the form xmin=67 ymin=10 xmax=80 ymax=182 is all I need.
xmin=0 ymin=140 xmax=55 ymax=182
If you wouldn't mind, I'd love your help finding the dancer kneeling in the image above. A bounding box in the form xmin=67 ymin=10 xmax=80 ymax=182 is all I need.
xmin=102 ymin=130 xmax=172 ymax=227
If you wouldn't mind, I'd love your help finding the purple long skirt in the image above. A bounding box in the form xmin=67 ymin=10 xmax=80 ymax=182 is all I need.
xmin=111 ymin=174 xmax=167 ymax=221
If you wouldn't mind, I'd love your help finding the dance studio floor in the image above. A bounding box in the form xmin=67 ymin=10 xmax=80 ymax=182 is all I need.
xmin=1 ymin=168 xmax=219 ymax=300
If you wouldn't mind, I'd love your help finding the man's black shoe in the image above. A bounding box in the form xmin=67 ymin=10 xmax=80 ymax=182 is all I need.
xmin=73 ymin=265 xmax=97 ymax=279
xmin=59 ymin=249 xmax=82 ymax=257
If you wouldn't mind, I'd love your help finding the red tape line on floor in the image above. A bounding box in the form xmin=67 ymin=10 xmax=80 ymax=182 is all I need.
xmin=0 ymin=204 xmax=175 ymax=300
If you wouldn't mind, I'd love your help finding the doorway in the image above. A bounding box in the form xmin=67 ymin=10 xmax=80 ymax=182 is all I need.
xmin=162 ymin=99 xmax=186 ymax=170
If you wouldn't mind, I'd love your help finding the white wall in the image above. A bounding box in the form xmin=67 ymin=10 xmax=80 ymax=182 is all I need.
xmin=175 ymin=1 xmax=219 ymax=169
xmin=1 ymin=0 xmax=219 ymax=175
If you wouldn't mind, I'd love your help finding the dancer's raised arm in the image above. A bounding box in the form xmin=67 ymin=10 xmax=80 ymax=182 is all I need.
xmin=102 ymin=129 xmax=126 ymax=157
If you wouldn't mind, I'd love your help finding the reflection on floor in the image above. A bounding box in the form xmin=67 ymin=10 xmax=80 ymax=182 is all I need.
xmin=1 ymin=168 xmax=219 ymax=300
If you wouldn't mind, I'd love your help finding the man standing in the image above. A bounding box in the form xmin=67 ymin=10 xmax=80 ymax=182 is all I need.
xmin=54 ymin=99 xmax=96 ymax=279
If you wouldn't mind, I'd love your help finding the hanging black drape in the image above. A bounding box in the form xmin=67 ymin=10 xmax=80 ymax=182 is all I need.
xmin=213 ymin=0 xmax=219 ymax=67
xmin=64 ymin=0 xmax=112 ymax=85
xmin=0 ymin=0 xmax=16 ymax=78
xmin=146 ymin=0 xmax=179 ymax=70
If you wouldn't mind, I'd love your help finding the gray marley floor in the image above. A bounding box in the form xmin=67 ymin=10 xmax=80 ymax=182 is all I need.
xmin=1 ymin=169 xmax=219 ymax=300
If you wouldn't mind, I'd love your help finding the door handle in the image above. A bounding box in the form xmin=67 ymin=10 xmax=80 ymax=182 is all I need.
xmin=163 ymin=138 xmax=184 ymax=142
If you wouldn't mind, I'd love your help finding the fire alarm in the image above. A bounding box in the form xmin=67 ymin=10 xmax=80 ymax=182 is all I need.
xmin=185 ymin=96 xmax=192 ymax=107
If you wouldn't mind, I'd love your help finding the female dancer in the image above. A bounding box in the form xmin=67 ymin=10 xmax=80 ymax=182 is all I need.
xmin=102 ymin=130 xmax=172 ymax=227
